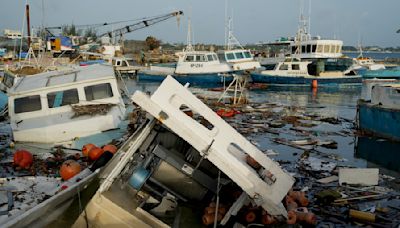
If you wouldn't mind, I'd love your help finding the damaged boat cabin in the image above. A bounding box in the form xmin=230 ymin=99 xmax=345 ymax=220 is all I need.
xmin=73 ymin=76 xmax=294 ymax=227
xmin=7 ymin=64 xmax=126 ymax=144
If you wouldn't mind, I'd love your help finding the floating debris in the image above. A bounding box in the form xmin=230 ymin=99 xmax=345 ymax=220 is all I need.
xmin=71 ymin=103 xmax=116 ymax=118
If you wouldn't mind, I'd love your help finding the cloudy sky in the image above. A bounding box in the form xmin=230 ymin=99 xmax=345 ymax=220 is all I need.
xmin=1 ymin=0 xmax=399 ymax=47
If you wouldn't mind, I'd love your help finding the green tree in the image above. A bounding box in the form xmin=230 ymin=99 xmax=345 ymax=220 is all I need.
xmin=145 ymin=36 xmax=160 ymax=50
xmin=62 ymin=24 xmax=81 ymax=36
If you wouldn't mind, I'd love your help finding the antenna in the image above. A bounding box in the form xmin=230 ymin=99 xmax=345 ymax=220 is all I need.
xmin=308 ymin=0 xmax=311 ymax=35
xmin=224 ymin=0 xmax=228 ymax=49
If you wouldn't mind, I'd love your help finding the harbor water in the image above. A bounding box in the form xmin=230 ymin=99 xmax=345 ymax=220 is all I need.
xmin=123 ymin=79 xmax=400 ymax=178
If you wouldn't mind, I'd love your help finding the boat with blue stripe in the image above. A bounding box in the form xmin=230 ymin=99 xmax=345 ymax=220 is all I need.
xmin=361 ymin=66 xmax=400 ymax=79
xmin=137 ymin=71 xmax=232 ymax=87
xmin=251 ymin=59 xmax=361 ymax=85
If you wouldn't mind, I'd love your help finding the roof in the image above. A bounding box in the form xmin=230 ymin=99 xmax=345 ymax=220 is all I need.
xmin=9 ymin=64 xmax=114 ymax=95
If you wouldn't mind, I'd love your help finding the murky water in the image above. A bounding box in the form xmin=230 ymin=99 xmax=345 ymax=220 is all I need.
xmin=121 ymin=78 xmax=400 ymax=178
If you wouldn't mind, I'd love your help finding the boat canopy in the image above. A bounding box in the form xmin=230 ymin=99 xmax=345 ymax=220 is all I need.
xmin=218 ymin=50 xmax=253 ymax=62
xmin=8 ymin=64 xmax=115 ymax=95
xmin=182 ymin=52 xmax=219 ymax=63
xmin=290 ymin=40 xmax=343 ymax=55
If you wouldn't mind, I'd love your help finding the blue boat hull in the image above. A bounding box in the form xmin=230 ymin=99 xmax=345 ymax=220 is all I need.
xmin=137 ymin=72 xmax=233 ymax=87
xmin=251 ymin=73 xmax=362 ymax=85
xmin=356 ymin=137 xmax=400 ymax=172
xmin=357 ymin=100 xmax=400 ymax=141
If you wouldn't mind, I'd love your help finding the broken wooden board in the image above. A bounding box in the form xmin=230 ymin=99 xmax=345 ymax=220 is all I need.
xmin=339 ymin=168 xmax=379 ymax=186
xmin=317 ymin=175 xmax=339 ymax=184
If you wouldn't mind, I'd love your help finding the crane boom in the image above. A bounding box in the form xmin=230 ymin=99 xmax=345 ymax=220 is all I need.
xmin=99 ymin=10 xmax=183 ymax=39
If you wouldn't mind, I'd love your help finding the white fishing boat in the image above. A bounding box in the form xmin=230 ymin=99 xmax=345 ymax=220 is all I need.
xmin=251 ymin=58 xmax=361 ymax=85
xmin=72 ymin=76 xmax=294 ymax=227
xmin=218 ymin=17 xmax=261 ymax=72
xmin=138 ymin=19 xmax=233 ymax=86
xmin=6 ymin=64 xmax=126 ymax=145
xmin=353 ymin=46 xmax=385 ymax=72
xmin=256 ymin=2 xmax=354 ymax=74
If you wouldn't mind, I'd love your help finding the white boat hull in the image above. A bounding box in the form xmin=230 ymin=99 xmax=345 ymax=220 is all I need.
xmin=12 ymin=105 xmax=125 ymax=144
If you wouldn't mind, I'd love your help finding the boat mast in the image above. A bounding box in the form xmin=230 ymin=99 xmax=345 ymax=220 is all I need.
xmin=224 ymin=0 xmax=228 ymax=49
xmin=185 ymin=17 xmax=194 ymax=52
xmin=226 ymin=15 xmax=244 ymax=50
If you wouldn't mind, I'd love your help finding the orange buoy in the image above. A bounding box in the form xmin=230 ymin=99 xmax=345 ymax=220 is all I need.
xmin=60 ymin=160 xmax=81 ymax=180
xmin=245 ymin=211 xmax=257 ymax=223
xmin=287 ymin=210 xmax=297 ymax=224
xmin=13 ymin=150 xmax=33 ymax=169
xmin=295 ymin=208 xmax=317 ymax=225
xmin=288 ymin=191 xmax=309 ymax=207
xmin=261 ymin=213 xmax=276 ymax=225
xmin=102 ymin=144 xmax=118 ymax=154
xmin=88 ymin=147 xmax=104 ymax=161
xmin=202 ymin=213 xmax=222 ymax=226
xmin=204 ymin=206 xmax=216 ymax=215
xmin=311 ymin=79 xmax=318 ymax=88
xmin=204 ymin=205 xmax=226 ymax=216
xmin=82 ymin=143 xmax=96 ymax=157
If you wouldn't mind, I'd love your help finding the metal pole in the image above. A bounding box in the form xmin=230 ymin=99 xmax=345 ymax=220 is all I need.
xmin=26 ymin=4 xmax=31 ymax=47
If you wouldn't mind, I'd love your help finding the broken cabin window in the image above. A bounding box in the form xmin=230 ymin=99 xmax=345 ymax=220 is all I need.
xmin=47 ymin=89 xmax=79 ymax=108
xmin=84 ymin=83 xmax=113 ymax=101
xmin=14 ymin=95 xmax=42 ymax=113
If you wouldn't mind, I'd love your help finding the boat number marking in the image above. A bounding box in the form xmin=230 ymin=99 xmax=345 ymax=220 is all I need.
xmin=190 ymin=63 xmax=203 ymax=68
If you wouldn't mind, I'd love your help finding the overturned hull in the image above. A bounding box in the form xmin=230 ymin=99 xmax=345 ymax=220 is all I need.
xmin=73 ymin=76 xmax=294 ymax=227
xmin=132 ymin=76 xmax=294 ymax=216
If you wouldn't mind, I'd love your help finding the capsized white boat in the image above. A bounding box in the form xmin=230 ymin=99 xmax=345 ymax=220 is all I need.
xmin=73 ymin=76 xmax=294 ymax=227
xmin=6 ymin=64 xmax=126 ymax=145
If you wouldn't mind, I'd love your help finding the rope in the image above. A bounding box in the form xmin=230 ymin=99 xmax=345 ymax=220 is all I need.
xmin=213 ymin=171 xmax=221 ymax=228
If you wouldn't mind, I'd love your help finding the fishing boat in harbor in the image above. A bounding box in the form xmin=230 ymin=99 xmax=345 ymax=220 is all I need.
xmin=72 ymin=76 xmax=294 ymax=227
xmin=137 ymin=49 xmax=232 ymax=86
xmin=361 ymin=66 xmax=400 ymax=80
xmin=251 ymin=58 xmax=361 ymax=85
xmin=255 ymin=6 xmax=357 ymax=84
xmin=357 ymin=84 xmax=400 ymax=141
xmin=138 ymin=19 xmax=233 ymax=86
xmin=5 ymin=64 xmax=126 ymax=146
xmin=217 ymin=17 xmax=261 ymax=72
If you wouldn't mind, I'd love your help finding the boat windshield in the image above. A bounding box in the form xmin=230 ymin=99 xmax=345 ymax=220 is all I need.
xmin=226 ymin=53 xmax=235 ymax=60
xmin=207 ymin=54 xmax=218 ymax=61
xmin=234 ymin=52 xmax=244 ymax=59
xmin=185 ymin=54 xmax=208 ymax=62
xmin=243 ymin=51 xmax=252 ymax=58
xmin=14 ymin=95 xmax=42 ymax=114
